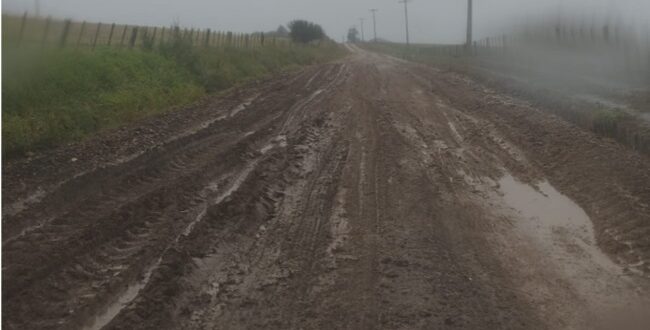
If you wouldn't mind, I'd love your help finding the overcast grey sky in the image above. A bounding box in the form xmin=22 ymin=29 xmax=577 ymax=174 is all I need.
xmin=3 ymin=0 xmax=649 ymax=43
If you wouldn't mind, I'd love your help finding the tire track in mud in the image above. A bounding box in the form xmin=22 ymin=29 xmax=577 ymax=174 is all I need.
xmin=2 ymin=63 xmax=345 ymax=330
xmin=99 ymin=62 xmax=352 ymax=330
xmin=101 ymin=63 xmax=349 ymax=329
xmin=193 ymin=67 xmax=352 ymax=329
xmin=103 ymin=82 xmax=350 ymax=329
xmin=4 ymin=110 xmax=282 ymax=330
xmin=356 ymin=99 xmax=385 ymax=329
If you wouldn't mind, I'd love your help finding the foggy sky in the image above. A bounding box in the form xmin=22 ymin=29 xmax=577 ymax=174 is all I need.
xmin=3 ymin=0 xmax=650 ymax=44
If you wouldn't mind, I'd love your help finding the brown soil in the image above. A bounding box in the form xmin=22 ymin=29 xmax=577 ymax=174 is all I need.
xmin=3 ymin=44 xmax=650 ymax=330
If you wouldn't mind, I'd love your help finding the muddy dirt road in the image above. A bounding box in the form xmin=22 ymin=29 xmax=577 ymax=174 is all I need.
xmin=3 ymin=45 xmax=650 ymax=329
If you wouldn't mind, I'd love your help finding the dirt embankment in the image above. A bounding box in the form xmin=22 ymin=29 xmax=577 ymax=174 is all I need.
xmin=3 ymin=45 xmax=650 ymax=330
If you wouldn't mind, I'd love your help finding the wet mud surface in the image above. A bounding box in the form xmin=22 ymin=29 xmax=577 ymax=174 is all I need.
xmin=3 ymin=44 xmax=650 ymax=329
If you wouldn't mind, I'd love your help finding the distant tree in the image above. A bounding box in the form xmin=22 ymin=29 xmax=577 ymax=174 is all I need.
xmin=347 ymin=27 xmax=359 ymax=43
xmin=276 ymin=25 xmax=289 ymax=37
xmin=288 ymin=20 xmax=326 ymax=44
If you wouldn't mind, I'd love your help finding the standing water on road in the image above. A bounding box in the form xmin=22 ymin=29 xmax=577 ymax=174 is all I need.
xmin=495 ymin=173 xmax=648 ymax=327
xmin=498 ymin=173 xmax=622 ymax=273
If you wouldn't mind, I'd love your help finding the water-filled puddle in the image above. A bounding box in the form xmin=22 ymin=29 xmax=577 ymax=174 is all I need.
xmin=497 ymin=173 xmax=621 ymax=272
xmin=495 ymin=173 xmax=650 ymax=326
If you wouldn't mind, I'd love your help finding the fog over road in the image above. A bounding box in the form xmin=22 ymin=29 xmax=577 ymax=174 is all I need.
xmin=4 ymin=0 xmax=650 ymax=44
xmin=3 ymin=46 xmax=650 ymax=329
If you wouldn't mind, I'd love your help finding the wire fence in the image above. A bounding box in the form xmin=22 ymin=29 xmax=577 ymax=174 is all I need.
xmin=469 ymin=21 xmax=650 ymax=82
xmin=2 ymin=13 xmax=291 ymax=50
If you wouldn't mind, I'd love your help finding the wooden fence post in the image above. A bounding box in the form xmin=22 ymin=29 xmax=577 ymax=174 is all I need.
xmin=151 ymin=27 xmax=158 ymax=47
xmin=92 ymin=23 xmax=102 ymax=50
xmin=120 ymin=25 xmax=128 ymax=47
xmin=107 ymin=23 xmax=116 ymax=46
xmin=17 ymin=11 xmax=28 ymax=46
xmin=160 ymin=27 xmax=166 ymax=46
xmin=141 ymin=27 xmax=149 ymax=48
xmin=204 ymin=29 xmax=211 ymax=47
xmin=129 ymin=26 xmax=138 ymax=48
xmin=59 ymin=19 xmax=72 ymax=47
xmin=41 ymin=16 xmax=52 ymax=48
xmin=76 ymin=21 xmax=86 ymax=49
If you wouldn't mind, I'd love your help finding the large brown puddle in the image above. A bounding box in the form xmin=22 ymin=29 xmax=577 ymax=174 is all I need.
xmin=498 ymin=173 xmax=622 ymax=273
xmin=495 ymin=173 xmax=649 ymax=327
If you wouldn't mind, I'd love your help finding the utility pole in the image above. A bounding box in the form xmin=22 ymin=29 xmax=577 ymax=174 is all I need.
xmin=34 ymin=0 xmax=40 ymax=17
xmin=466 ymin=0 xmax=473 ymax=48
xmin=370 ymin=9 xmax=378 ymax=42
xmin=359 ymin=18 xmax=365 ymax=42
xmin=398 ymin=0 xmax=411 ymax=46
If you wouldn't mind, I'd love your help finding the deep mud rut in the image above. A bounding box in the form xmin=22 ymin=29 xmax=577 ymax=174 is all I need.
xmin=3 ymin=44 xmax=650 ymax=330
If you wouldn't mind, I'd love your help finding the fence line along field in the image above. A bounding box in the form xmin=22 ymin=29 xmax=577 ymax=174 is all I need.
xmin=2 ymin=13 xmax=345 ymax=157
xmin=2 ymin=13 xmax=291 ymax=49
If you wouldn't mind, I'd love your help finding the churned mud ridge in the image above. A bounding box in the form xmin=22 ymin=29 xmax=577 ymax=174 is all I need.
xmin=3 ymin=46 xmax=650 ymax=330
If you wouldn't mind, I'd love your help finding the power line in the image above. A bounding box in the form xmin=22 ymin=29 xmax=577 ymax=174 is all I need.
xmin=398 ymin=0 xmax=411 ymax=46
xmin=466 ymin=0 xmax=473 ymax=48
xmin=370 ymin=9 xmax=378 ymax=42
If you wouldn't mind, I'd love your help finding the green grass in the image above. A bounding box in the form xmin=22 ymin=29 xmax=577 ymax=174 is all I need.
xmin=2 ymin=40 xmax=346 ymax=157
xmin=3 ymin=47 xmax=203 ymax=155
xmin=193 ymin=43 xmax=346 ymax=92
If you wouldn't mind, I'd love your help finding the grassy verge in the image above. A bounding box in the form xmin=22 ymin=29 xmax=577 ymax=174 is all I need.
xmin=2 ymin=41 xmax=346 ymax=157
